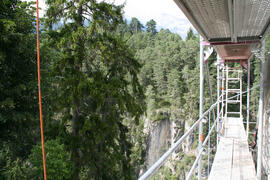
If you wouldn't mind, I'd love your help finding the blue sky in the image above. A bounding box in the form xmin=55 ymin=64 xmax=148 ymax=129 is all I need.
xmin=31 ymin=0 xmax=194 ymax=39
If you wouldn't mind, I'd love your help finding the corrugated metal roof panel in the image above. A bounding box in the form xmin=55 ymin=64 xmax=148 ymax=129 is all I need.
xmin=174 ymin=0 xmax=270 ymax=43
xmin=180 ymin=0 xmax=230 ymax=39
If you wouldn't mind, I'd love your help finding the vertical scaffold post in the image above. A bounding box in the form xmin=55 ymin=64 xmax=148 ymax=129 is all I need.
xmin=207 ymin=111 xmax=211 ymax=177
xmin=221 ymin=67 xmax=225 ymax=119
xmin=240 ymin=62 xmax=243 ymax=118
xmin=216 ymin=55 xmax=220 ymax=144
xmin=246 ymin=58 xmax=250 ymax=136
xmin=257 ymin=40 xmax=265 ymax=180
xmin=198 ymin=36 xmax=204 ymax=180
xmin=225 ymin=63 xmax=229 ymax=118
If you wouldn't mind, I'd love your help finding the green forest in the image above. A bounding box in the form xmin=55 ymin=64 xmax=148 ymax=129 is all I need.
xmin=0 ymin=0 xmax=268 ymax=179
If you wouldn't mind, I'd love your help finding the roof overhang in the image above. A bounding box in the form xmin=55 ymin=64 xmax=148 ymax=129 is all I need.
xmin=216 ymin=44 xmax=251 ymax=60
xmin=174 ymin=0 xmax=270 ymax=60
xmin=212 ymin=40 xmax=261 ymax=60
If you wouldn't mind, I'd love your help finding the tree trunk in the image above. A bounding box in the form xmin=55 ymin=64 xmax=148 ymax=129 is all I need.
xmin=71 ymin=106 xmax=80 ymax=180
xmin=71 ymin=3 xmax=84 ymax=179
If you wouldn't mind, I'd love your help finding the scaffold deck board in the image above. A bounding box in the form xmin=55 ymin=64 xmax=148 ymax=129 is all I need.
xmin=209 ymin=118 xmax=256 ymax=180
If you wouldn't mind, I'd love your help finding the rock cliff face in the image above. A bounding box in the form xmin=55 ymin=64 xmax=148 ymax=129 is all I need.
xmin=143 ymin=109 xmax=193 ymax=170
xmin=146 ymin=117 xmax=171 ymax=167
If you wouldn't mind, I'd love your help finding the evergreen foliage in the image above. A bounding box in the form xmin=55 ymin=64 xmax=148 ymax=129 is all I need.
xmin=45 ymin=0 xmax=145 ymax=179
xmin=0 ymin=0 xmax=264 ymax=179
xmin=146 ymin=19 xmax=157 ymax=35
xmin=129 ymin=17 xmax=144 ymax=34
xmin=0 ymin=1 xmax=39 ymax=178
xmin=186 ymin=28 xmax=196 ymax=40
xmin=29 ymin=139 xmax=73 ymax=180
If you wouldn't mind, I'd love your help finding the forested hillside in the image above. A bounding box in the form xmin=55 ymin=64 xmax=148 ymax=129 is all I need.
xmin=122 ymin=19 xmax=216 ymax=179
xmin=0 ymin=0 xmax=266 ymax=179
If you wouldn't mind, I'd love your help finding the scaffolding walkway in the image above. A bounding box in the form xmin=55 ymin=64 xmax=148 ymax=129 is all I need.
xmin=138 ymin=0 xmax=270 ymax=179
xmin=138 ymin=60 xmax=260 ymax=180
xmin=209 ymin=117 xmax=256 ymax=180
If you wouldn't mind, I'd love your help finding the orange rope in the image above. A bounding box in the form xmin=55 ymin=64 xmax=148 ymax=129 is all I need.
xmin=36 ymin=0 xmax=47 ymax=179
xmin=199 ymin=134 xmax=204 ymax=142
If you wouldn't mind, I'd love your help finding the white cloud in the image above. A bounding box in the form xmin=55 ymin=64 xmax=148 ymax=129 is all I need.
xmin=25 ymin=0 xmax=194 ymax=38
xmin=24 ymin=0 xmax=47 ymax=17
xmin=111 ymin=0 xmax=194 ymax=38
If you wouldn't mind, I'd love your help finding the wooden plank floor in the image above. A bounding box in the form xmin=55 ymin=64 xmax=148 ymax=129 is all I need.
xmin=208 ymin=118 xmax=256 ymax=180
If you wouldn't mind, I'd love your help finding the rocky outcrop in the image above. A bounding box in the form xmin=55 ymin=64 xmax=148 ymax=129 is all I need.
xmin=144 ymin=108 xmax=193 ymax=170
xmin=145 ymin=116 xmax=171 ymax=167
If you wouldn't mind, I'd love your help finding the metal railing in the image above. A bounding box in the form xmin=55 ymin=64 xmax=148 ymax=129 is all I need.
xmin=138 ymin=85 xmax=260 ymax=180
xmin=185 ymin=85 xmax=260 ymax=180
xmin=186 ymin=112 xmax=219 ymax=180
xmin=139 ymin=99 xmax=220 ymax=180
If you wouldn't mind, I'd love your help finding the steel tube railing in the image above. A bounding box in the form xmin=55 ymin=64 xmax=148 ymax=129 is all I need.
xmin=207 ymin=111 xmax=211 ymax=176
xmin=257 ymin=40 xmax=265 ymax=179
xmin=139 ymin=101 xmax=219 ymax=180
xmin=138 ymin=85 xmax=259 ymax=180
xmin=185 ymin=86 xmax=260 ymax=179
xmin=198 ymin=36 xmax=204 ymax=180
xmin=216 ymin=59 xmax=220 ymax=146
xmin=225 ymin=85 xmax=259 ymax=102
xmin=138 ymin=120 xmax=199 ymax=180
xmin=186 ymin=117 xmax=217 ymax=180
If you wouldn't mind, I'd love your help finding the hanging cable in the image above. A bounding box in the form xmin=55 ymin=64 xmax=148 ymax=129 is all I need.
xmin=36 ymin=0 xmax=47 ymax=179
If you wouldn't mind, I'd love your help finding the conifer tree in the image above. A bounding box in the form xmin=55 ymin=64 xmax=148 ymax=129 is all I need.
xmin=129 ymin=17 xmax=144 ymax=34
xmin=46 ymin=0 xmax=145 ymax=179
xmin=146 ymin=19 xmax=157 ymax=34
xmin=0 ymin=1 xmax=38 ymax=178
xmin=186 ymin=28 xmax=196 ymax=40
